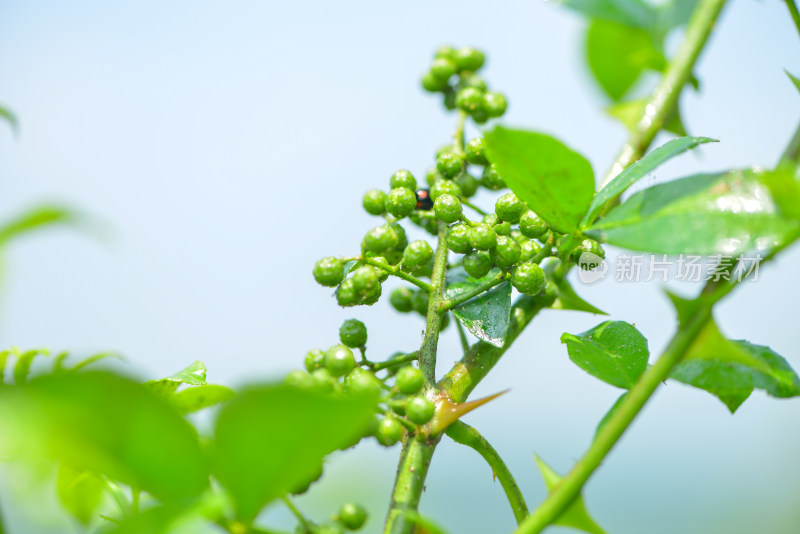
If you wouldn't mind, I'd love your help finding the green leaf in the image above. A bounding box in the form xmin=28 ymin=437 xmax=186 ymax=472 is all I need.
xmin=14 ymin=349 xmax=49 ymax=384
xmin=445 ymin=268 xmax=511 ymax=347
xmin=561 ymin=321 xmax=649 ymax=388
xmin=170 ymin=384 xmax=235 ymax=414
xmin=594 ymin=392 xmax=629 ymax=439
xmin=56 ymin=464 xmax=105 ymax=525
xmin=70 ymin=352 xmax=123 ymax=372
xmin=655 ymin=0 xmax=701 ymax=32
xmin=587 ymin=169 xmax=800 ymax=255
xmin=0 ymin=372 xmax=209 ymax=501
xmin=168 ymin=361 xmax=207 ymax=385
xmin=559 ymin=0 xmax=655 ymax=28
xmin=213 ymin=384 xmax=377 ymax=521
xmin=0 ymin=105 xmax=19 ymax=134
xmin=534 ymin=456 xmax=607 ymax=534
xmin=606 ymin=98 xmax=689 ymax=137
xmin=551 ymin=278 xmax=608 ymax=315
xmin=583 ymin=136 xmax=718 ymax=225
xmin=103 ymin=503 xmax=187 ymax=534
xmin=483 ymin=126 xmax=595 ymax=234
xmin=0 ymin=206 xmax=78 ymax=247
xmin=786 ymin=70 xmax=800 ymax=94
xmin=586 ymin=20 xmax=665 ymax=101
xmin=761 ymin=166 xmax=800 ymax=221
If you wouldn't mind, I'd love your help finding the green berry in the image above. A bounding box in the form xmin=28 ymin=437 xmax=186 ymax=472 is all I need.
xmin=491 ymin=235 xmax=522 ymax=269
xmin=344 ymin=368 xmax=382 ymax=398
xmin=570 ymin=238 xmax=606 ymax=265
xmin=339 ymin=318 xmax=367 ymax=348
xmin=314 ymin=257 xmax=345 ymax=287
xmin=482 ymin=213 xmax=499 ymax=226
xmin=285 ymin=370 xmax=314 ymax=390
xmin=376 ymin=417 xmax=405 ymax=446
xmin=430 ymin=57 xmax=456 ymax=81
xmin=390 ymin=287 xmax=414 ymax=313
xmin=403 ymin=240 xmax=434 ymax=270
xmin=326 ymin=345 xmax=356 ymax=377
xmin=465 ymin=138 xmax=488 ymax=165
xmin=338 ymin=503 xmax=368 ymax=531
xmin=435 ymin=45 xmax=457 ymax=61
xmin=361 ymin=283 xmax=382 ymax=306
xmin=364 ymin=225 xmax=399 ymax=253
xmin=512 ymin=262 xmax=546 ymax=295
xmin=454 ymin=172 xmax=480 ymax=198
xmin=447 ymin=223 xmax=473 ymax=253
xmin=484 ymin=91 xmax=508 ymax=118
xmin=362 ymin=189 xmax=386 ymax=216
xmin=481 ymin=164 xmax=506 ymax=190
xmin=430 ymin=179 xmax=462 ymax=201
xmin=433 ymin=194 xmax=463 ymax=224
xmin=396 ymin=366 xmax=425 ymax=394
xmin=495 ymin=193 xmax=526 ymax=223
xmin=390 ymin=170 xmax=417 ymax=190
xmin=463 ymin=250 xmax=493 ymax=278
xmin=336 ymin=279 xmax=359 ymax=307
xmin=471 ymin=108 xmax=489 ymax=124
xmin=385 ymin=187 xmax=416 ymax=218
xmin=534 ymin=280 xmax=559 ymax=307
xmin=411 ymin=290 xmax=429 ymax=315
xmin=455 ymin=87 xmax=485 ymax=114
xmin=304 ymin=349 xmax=326 ymax=373
xmin=443 ymin=87 xmax=457 ymax=110
xmin=469 ymin=223 xmax=497 ymax=250
xmin=352 ymin=266 xmax=380 ymax=296
xmin=454 ymin=47 xmax=485 ymax=72
xmin=310 ymin=368 xmax=338 ymax=395
xmin=421 ymin=71 xmax=448 ymax=92
xmin=366 ymin=258 xmax=390 ymax=281
xmin=425 ymin=167 xmax=442 ymax=187
xmin=519 ymin=239 xmax=543 ymax=262
xmin=459 ymin=73 xmax=487 ymax=91
xmin=494 ymin=221 xmax=512 ymax=236
xmin=436 ymin=144 xmax=457 ymax=158
xmin=519 ymin=211 xmax=548 ymax=238
xmin=436 ymin=151 xmax=465 ymax=179
xmin=406 ymin=396 xmax=436 ymax=425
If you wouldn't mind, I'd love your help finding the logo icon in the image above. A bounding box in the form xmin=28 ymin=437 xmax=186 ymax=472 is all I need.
xmin=576 ymin=252 xmax=607 ymax=285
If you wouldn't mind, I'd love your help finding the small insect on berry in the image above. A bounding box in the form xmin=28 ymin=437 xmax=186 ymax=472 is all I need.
xmin=415 ymin=189 xmax=434 ymax=210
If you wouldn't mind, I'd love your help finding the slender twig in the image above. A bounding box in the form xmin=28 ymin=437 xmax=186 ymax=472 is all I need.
xmin=373 ymin=352 xmax=419 ymax=371
xmin=445 ymin=421 xmax=529 ymax=524
xmin=454 ymin=316 xmax=471 ymax=354
xmin=439 ymin=272 xmax=509 ymax=312
xmin=462 ymin=198 xmax=488 ymax=216
xmin=361 ymin=256 xmax=432 ymax=293
xmin=786 ymin=0 xmax=800 ymax=39
xmin=282 ymin=496 xmax=313 ymax=533
xmin=599 ymin=0 xmax=729 ymax=193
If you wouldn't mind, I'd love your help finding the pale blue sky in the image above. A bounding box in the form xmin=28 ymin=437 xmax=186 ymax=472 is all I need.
xmin=0 ymin=1 xmax=799 ymax=533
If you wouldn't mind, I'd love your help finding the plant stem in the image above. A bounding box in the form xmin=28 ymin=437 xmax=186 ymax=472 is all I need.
xmin=418 ymin=221 xmax=450 ymax=383
xmin=462 ymin=198 xmax=488 ymax=216
xmin=282 ymin=496 xmax=312 ymax=532
xmin=601 ymin=0 xmax=729 ymax=190
xmin=438 ymin=271 xmax=509 ymax=312
xmin=384 ymin=437 xmax=439 ymax=534
xmin=361 ymin=256 xmax=432 ymax=292
xmin=786 ymin=0 xmax=800 ymax=39
xmin=779 ymin=120 xmax=800 ymax=166
xmin=373 ymin=352 xmax=419 ymax=371
xmin=445 ymin=421 xmax=529 ymax=524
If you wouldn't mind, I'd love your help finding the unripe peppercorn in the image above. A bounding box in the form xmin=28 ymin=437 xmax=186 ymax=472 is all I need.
xmin=361 ymin=282 xmax=382 ymax=306
xmin=494 ymin=221 xmax=512 ymax=236
xmin=411 ymin=289 xmax=429 ymax=315
xmin=421 ymin=71 xmax=448 ymax=92
xmin=463 ymin=250 xmax=493 ymax=278
xmin=454 ymin=46 xmax=485 ymax=72
xmin=406 ymin=396 xmax=436 ymax=425
xmin=434 ymin=45 xmax=457 ymax=61
xmin=455 ymin=87 xmax=485 ymax=114
xmin=481 ymin=164 xmax=506 ymax=190
xmin=570 ymin=238 xmax=606 ymax=266
xmin=390 ymin=169 xmax=417 ymax=191
xmin=512 ymin=262 xmax=546 ymax=295
xmin=310 ymin=368 xmax=338 ymax=395
xmin=363 ymin=225 xmax=399 ymax=253
xmin=425 ymin=167 xmax=442 ymax=187
xmin=519 ymin=239 xmax=543 ymax=262
xmin=433 ymin=194 xmax=463 ymax=223
xmin=338 ymin=503 xmax=368 ymax=531
xmin=447 ymin=223 xmax=473 ymax=253
xmin=395 ymin=366 xmax=425 ymax=394
xmin=389 ymin=287 xmax=414 ymax=313
xmin=376 ymin=417 xmax=405 ymax=446
xmin=362 ymin=189 xmax=387 ymax=216
xmin=430 ymin=57 xmax=457 ymax=81
xmin=365 ymin=259 xmax=389 ymax=282
xmin=495 ymin=193 xmax=526 ymax=223
xmin=352 ymin=266 xmax=380 ymax=296
xmin=430 ymin=179 xmax=462 ymax=201
xmin=285 ymin=370 xmax=314 ymax=390
xmin=469 ymin=223 xmax=497 ymax=250
xmin=385 ymin=187 xmax=416 ymax=218
xmin=304 ymin=349 xmax=326 ymax=373
xmin=465 ymin=138 xmax=488 ymax=165
xmin=336 ymin=279 xmax=359 ymax=307
xmin=313 ymin=257 xmax=345 ymax=287
xmin=339 ymin=318 xmax=367 ymax=348
xmin=459 ymin=73 xmax=487 ymax=91
xmin=344 ymin=368 xmax=382 ymax=398
xmin=436 ymin=151 xmax=466 ymax=179
xmin=455 ymin=172 xmax=480 ymax=198
xmin=519 ymin=210 xmax=548 ymax=238
xmin=491 ymin=235 xmax=522 ymax=269
xmin=484 ymin=91 xmax=508 ymax=117
xmin=326 ymin=344 xmax=356 ymax=377
xmin=482 ymin=213 xmax=499 ymax=226
xmin=403 ymin=240 xmax=434 ymax=271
